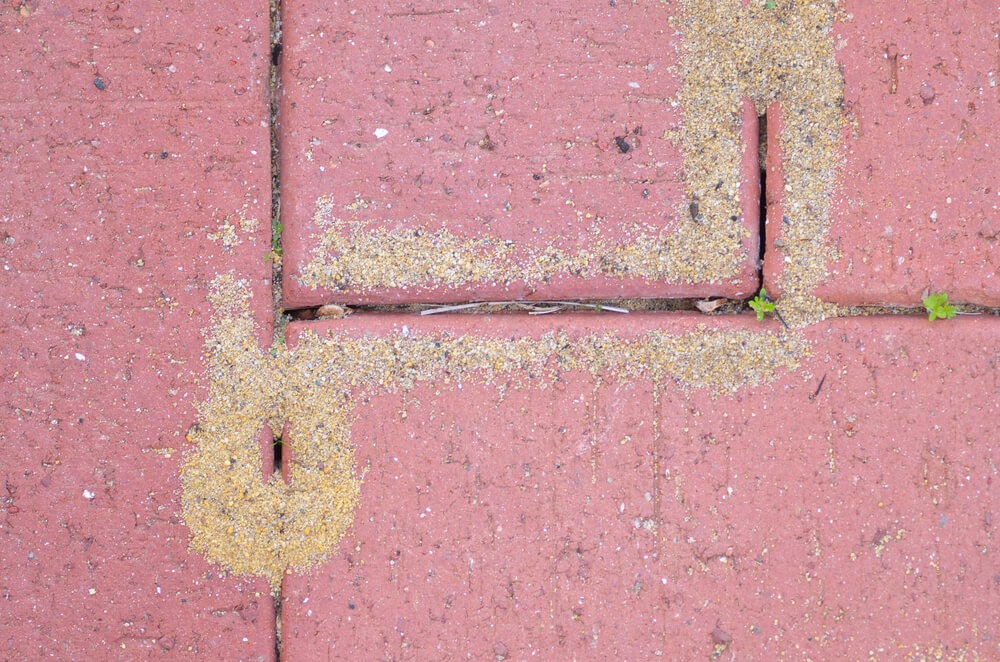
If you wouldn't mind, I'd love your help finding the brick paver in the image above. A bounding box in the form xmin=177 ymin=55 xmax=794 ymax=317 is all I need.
xmin=279 ymin=0 xmax=761 ymax=307
xmin=279 ymin=314 xmax=998 ymax=660
xmin=2 ymin=0 xmax=998 ymax=659
xmin=764 ymin=2 xmax=1000 ymax=306
xmin=0 ymin=2 xmax=275 ymax=657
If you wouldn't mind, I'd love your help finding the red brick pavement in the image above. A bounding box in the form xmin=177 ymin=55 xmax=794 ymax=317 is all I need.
xmin=1 ymin=0 xmax=997 ymax=660
xmin=765 ymin=2 xmax=999 ymax=306
xmin=1 ymin=1 xmax=275 ymax=657
xmin=278 ymin=0 xmax=761 ymax=307
xmin=278 ymin=314 xmax=998 ymax=660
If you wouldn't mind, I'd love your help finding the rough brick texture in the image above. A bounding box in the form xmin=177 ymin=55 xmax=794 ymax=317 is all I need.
xmin=281 ymin=314 xmax=999 ymax=660
xmin=765 ymin=2 xmax=1000 ymax=306
xmin=279 ymin=1 xmax=760 ymax=306
xmin=0 ymin=2 xmax=275 ymax=657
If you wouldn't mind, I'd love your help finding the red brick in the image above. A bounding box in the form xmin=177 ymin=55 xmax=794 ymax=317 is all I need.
xmin=0 ymin=2 xmax=268 ymax=102
xmin=0 ymin=2 xmax=275 ymax=657
xmin=279 ymin=1 xmax=760 ymax=306
xmin=280 ymin=314 xmax=999 ymax=660
xmin=765 ymin=1 xmax=1000 ymax=306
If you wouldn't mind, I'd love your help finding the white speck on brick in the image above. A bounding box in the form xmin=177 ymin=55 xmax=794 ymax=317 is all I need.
xmin=374 ymin=128 xmax=389 ymax=139
xmin=83 ymin=490 xmax=95 ymax=500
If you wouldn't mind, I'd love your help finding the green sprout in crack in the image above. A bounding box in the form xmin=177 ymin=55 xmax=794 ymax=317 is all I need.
xmin=749 ymin=288 xmax=777 ymax=321
xmin=922 ymin=292 xmax=956 ymax=322
xmin=267 ymin=221 xmax=284 ymax=262
xmin=268 ymin=333 xmax=286 ymax=358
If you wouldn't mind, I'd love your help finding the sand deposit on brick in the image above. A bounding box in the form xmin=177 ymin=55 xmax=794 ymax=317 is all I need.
xmin=182 ymin=0 xmax=848 ymax=588
xmin=182 ymin=275 xmax=807 ymax=588
xmin=679 ymin=0 xmax=844 ymax=325
xmin=298 ymin=0 xmax=845 ymax=326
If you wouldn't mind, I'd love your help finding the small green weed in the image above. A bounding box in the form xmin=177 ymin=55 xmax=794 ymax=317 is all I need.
xmin=922 ymin=292 xmax=956 ymax=321
xmin=269 ymin=333 xmax=287 ymax=358
xmin=749 ymin=288 xmax=776 ymax=321
xmin=765 ymin=0 xmax=777 ymax=8
xmin=266 ymin=221 xmax=284 ymax=262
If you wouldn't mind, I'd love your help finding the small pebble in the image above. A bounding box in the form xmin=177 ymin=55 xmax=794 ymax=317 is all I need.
xmin=919 ymin=82 xmax=935 ymax=105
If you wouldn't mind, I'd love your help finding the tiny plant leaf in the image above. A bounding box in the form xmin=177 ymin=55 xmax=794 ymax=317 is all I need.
xmin=266 ymin=221 xmax=284 ymax=263
xmin=271 ymin=222 xmax=284 ymax=252
xmin=922 ymin=292 xmax=956 ymax=321
xmin=748 ymin=288 xmax=776 ymax=321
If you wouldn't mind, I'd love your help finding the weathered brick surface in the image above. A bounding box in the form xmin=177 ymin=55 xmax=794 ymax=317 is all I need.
xmin=765 ymin=1 xmax=1000 ymax=306
xmin=279 ymin=1 xmax=760 ymax=306
xmin=0 ymin=2 xmax=274 ymax=657
xmin=4 ymin=0 xmax=998 ymax=658
xmin=281 ymin=314 xmax=999 ymax=660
